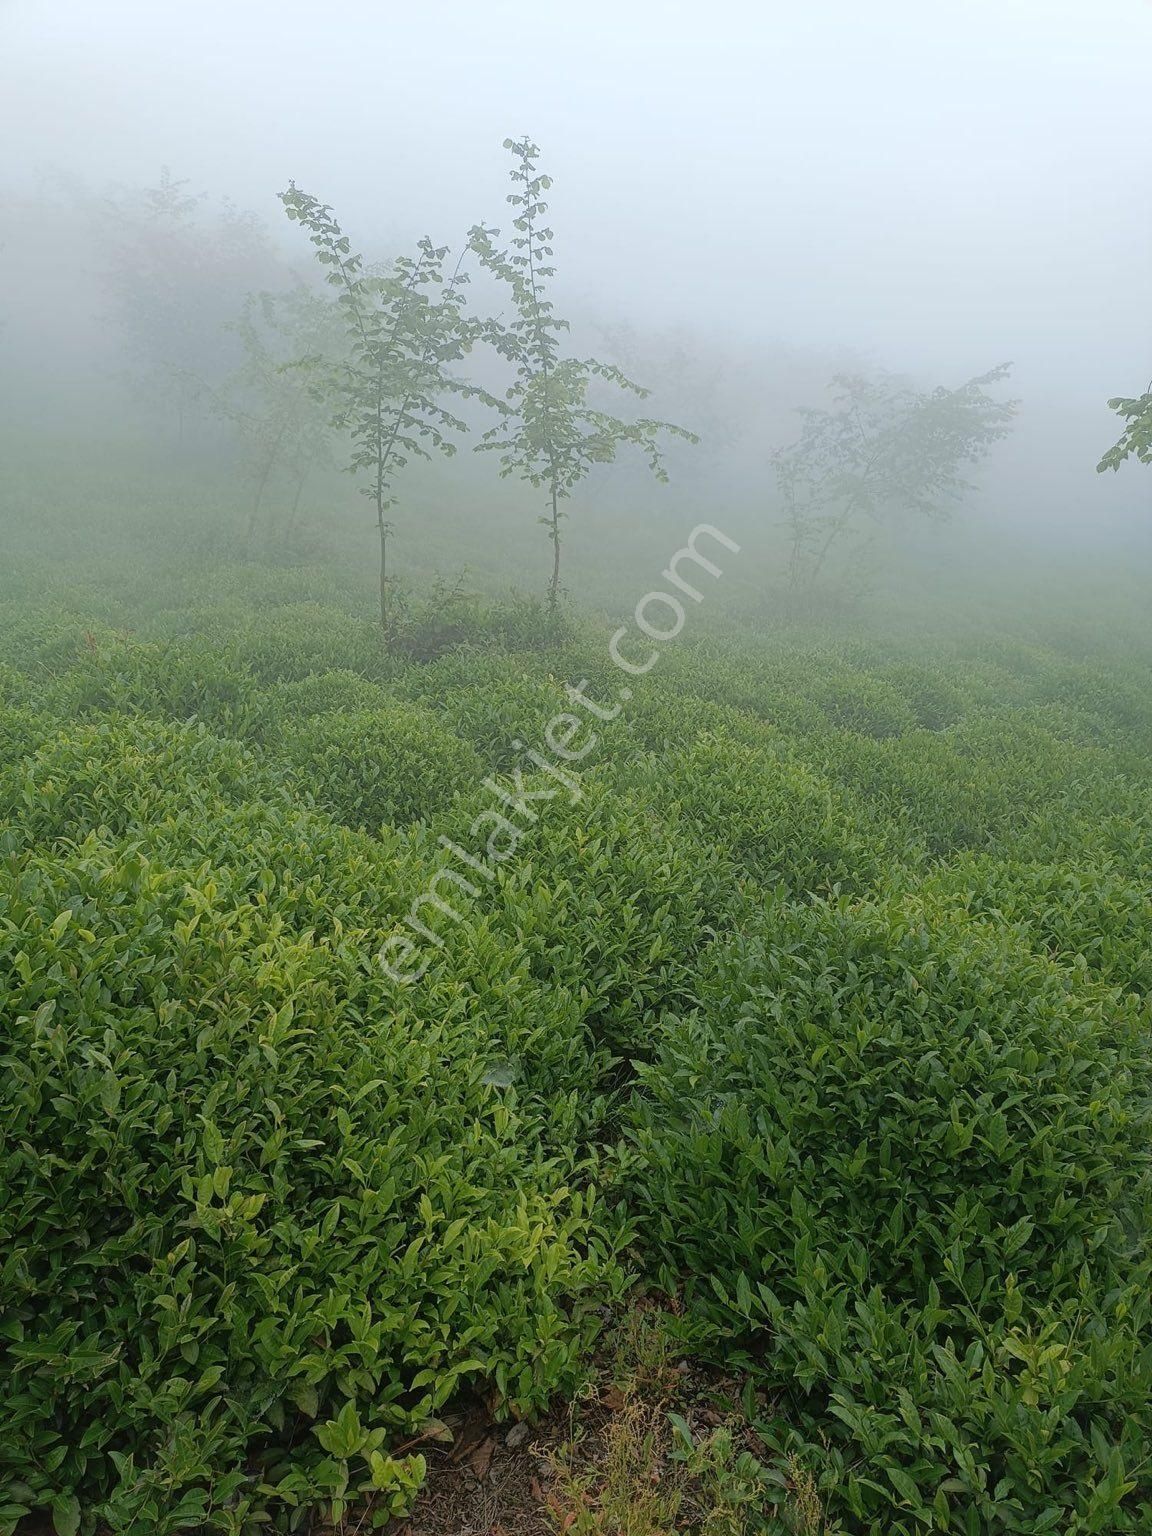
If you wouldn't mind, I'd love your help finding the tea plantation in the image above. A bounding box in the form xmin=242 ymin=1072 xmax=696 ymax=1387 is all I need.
xmin=1 ymin=566 xmax=1150 ymax=1533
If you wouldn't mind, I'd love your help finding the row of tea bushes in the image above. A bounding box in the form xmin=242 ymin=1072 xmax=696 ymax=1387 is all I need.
xmin=626 ymin=889 xmax=1152 ymax=1531
xmin=1 ymin=576 xmax=1151 ymax=1530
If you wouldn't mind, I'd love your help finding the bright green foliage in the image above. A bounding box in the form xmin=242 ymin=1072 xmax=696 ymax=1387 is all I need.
xmin=1 ymin=566 xmax=1151 ymax=1532
xmin=41 ymin=636 xmax=261 ymax=737
xmin=279 ymin=704 xmax=482 ymax=829
xmin=0 ymin=833 xmax=623 ymax=1531
xmin=627 ymin=894 xmax=1152 ymax=1531
xmin=209 ymin=605 xmax=400 ymax=686
xmin=1097 ymin=383 xmax=1152 ymax=472
xmin=622 ymin=730 xmax=892 ymax=894
xmin=470 ymin=139 xmax=695 ymax=615
xmin=255 ymin=669 xmax=392 ymax=725
xmin=0 ymin=718 xmax=283 ymax=850
xmin=0 ymin=704 xmax=51 ymax=769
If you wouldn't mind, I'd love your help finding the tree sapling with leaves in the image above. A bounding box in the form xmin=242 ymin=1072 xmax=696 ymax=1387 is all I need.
xmin=470 ymin=138 xmax=696 ymax=618
xmin=280 ymin=185 xmax=490 ymax=630
xmin=202 ymin=286 xmax=341 ymax=552
xmin=773 ymin=365 xmax=1018 ymax=593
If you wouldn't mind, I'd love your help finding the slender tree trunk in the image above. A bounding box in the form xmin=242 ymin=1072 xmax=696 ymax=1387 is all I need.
xmin=808 ymin=505 xmax=855 ymax=589
xmin=284 ymin=468 xmax=308 ymax=547
xmin=248 ymin=422 xmax=288 ymax=552
xmin=546 ymin=481 xmax=562 ymax=619
xmin=522 ymin=181 xmax=565 ymax=620
xmin=378 ymin=518 xmax=389 ymax=632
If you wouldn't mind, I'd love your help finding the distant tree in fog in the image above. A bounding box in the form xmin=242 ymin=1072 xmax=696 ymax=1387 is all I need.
xmin=470 ymin=138 xmax=696 ymax=620
xmin=204 ymin=287 xmax=341 ymax=552
xmin=774 ymin=365 xmax=1017 ymax=593
xmin=103 ymin=168 xmax=284 ymax=444
xmin=1098 ymin=382 xmax=1152 ymax=473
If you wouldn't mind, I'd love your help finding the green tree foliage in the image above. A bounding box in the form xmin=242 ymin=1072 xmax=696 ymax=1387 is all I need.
xmin=469 ymin=138 xmax=696 ymax=618
xmin=279 ymin=186 xmax=491 ymax=630
xmin=774 ymin=364 xmax=1018 ymax=592
xmin=1097 ymin=381 xmax=1152 ymax=472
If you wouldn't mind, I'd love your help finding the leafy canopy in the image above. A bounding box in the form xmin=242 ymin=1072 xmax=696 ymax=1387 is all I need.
xmin=469 ymin=138 xmax=695 ymax=609
xmin=1098 ymin=382 xmax=1152 ymax=472
xmin=774 ymin=364 xmax=1017 ymax=589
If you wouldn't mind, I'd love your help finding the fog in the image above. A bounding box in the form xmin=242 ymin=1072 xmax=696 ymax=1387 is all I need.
xmin=1 ymin=0 xmax=1149 ymax=607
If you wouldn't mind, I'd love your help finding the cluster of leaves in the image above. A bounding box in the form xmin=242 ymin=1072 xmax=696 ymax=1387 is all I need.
xmin=279 ymin=703 xmax=482 ymax=830
xmin=1 ymin=573 xmax=1151 ymax=1530
xmin=279 ymin=186 xmax=492 ymax=629
xmin=1098 ymin=382 xmax=1152 ymax=473
xmin=0 ymin=717 xmax=630 ymax=1532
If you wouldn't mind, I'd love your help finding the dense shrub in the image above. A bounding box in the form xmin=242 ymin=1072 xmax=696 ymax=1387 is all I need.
xmin=213 ymin=605 xmax=399 ymax=685
xmin=0 ymin=704 xmax=53 ymax=771
xmin=254 ymin=669 xmax=393 ymax=725
xmin=3 ymin=567 xmax=1152 ymax=1534
xmin=40 ymin=637 xmax=260 ymax=736
xmin=0 ymin=835 xmax=625 ymax=1532
xmin=435 ymin=770 xmax=739 ymax=1067
xmin=621 ymin=730 xmax=894 ymax=893
xmin=923 ymin=853 xmax=1152 ymax=997
xmin=627 ymin=892 xmax=1152 ymax=1530
xmin=403 ymin=659 xmax=572 ymax=771
xmin=0 ymin=718 xmax=288 ymax=848
xmin=0 ymin=661 xmax=35 ymax=709
xmin=280 ymin=705 xmax=482 ymax=829
xmin=813 ymin=714 xmax=1128 ymax=858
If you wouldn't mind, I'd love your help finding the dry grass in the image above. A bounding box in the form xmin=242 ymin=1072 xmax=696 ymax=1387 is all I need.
xmin=320 ymin=1304 xmax=832 ymax=1536
xmin=538 ymin=1305 xmax=830 ymax=1536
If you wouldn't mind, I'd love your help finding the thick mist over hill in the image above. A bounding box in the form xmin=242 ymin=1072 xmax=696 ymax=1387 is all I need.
xmin=3 ymin=8 xmax=1152 ymax=1533
xmin=1 ymin=0 xmax=1149 ymax=616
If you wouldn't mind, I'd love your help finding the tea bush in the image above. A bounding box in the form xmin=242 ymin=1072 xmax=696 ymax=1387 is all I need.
xmin=626 ymin=892 xmax=1152 ymax=1531
xmin=621 ymin=730 xmax=895 ymax=893
xmin=2 ymin=563 xmax=1151 ymax=1532
xmin=212 ymin=605 xmax=399 ymax=685
xmin=922 ymin=853 xmax=1152 ymax=998
xmin=39 ymin=637 xmax=261 ymax=737
xmin=278 ymin=704 xmax=482 ymax=830
xmin=435 ymin=769 xmax=739 ymax=1069
xmin=0 ymin=718 xmax=289 ymax=849
xmin=0 ymin=703 xmax=53 ymax=770
xmin=252 ymin=669 xmax=393 ymax=726
xmin=0 ymin=831 xmax=626 ymax=1532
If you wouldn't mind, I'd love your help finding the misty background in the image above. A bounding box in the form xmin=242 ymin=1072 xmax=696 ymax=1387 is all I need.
xmin=1 ymin=0 xmax=1149 ymax=617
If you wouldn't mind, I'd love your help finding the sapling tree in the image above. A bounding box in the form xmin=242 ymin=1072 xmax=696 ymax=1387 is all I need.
xmin=1097 ymin=381 xmax=1152 ymax=472
xmin=280 ymin=185 xmax=488 ymax=630
xmin=205 ymin=287 xmax=341 ymax=551
xmin=469 ymin=138 xmax=696 ymax=617
xmin=773 ymin=365 xmax=1017 ymax=591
